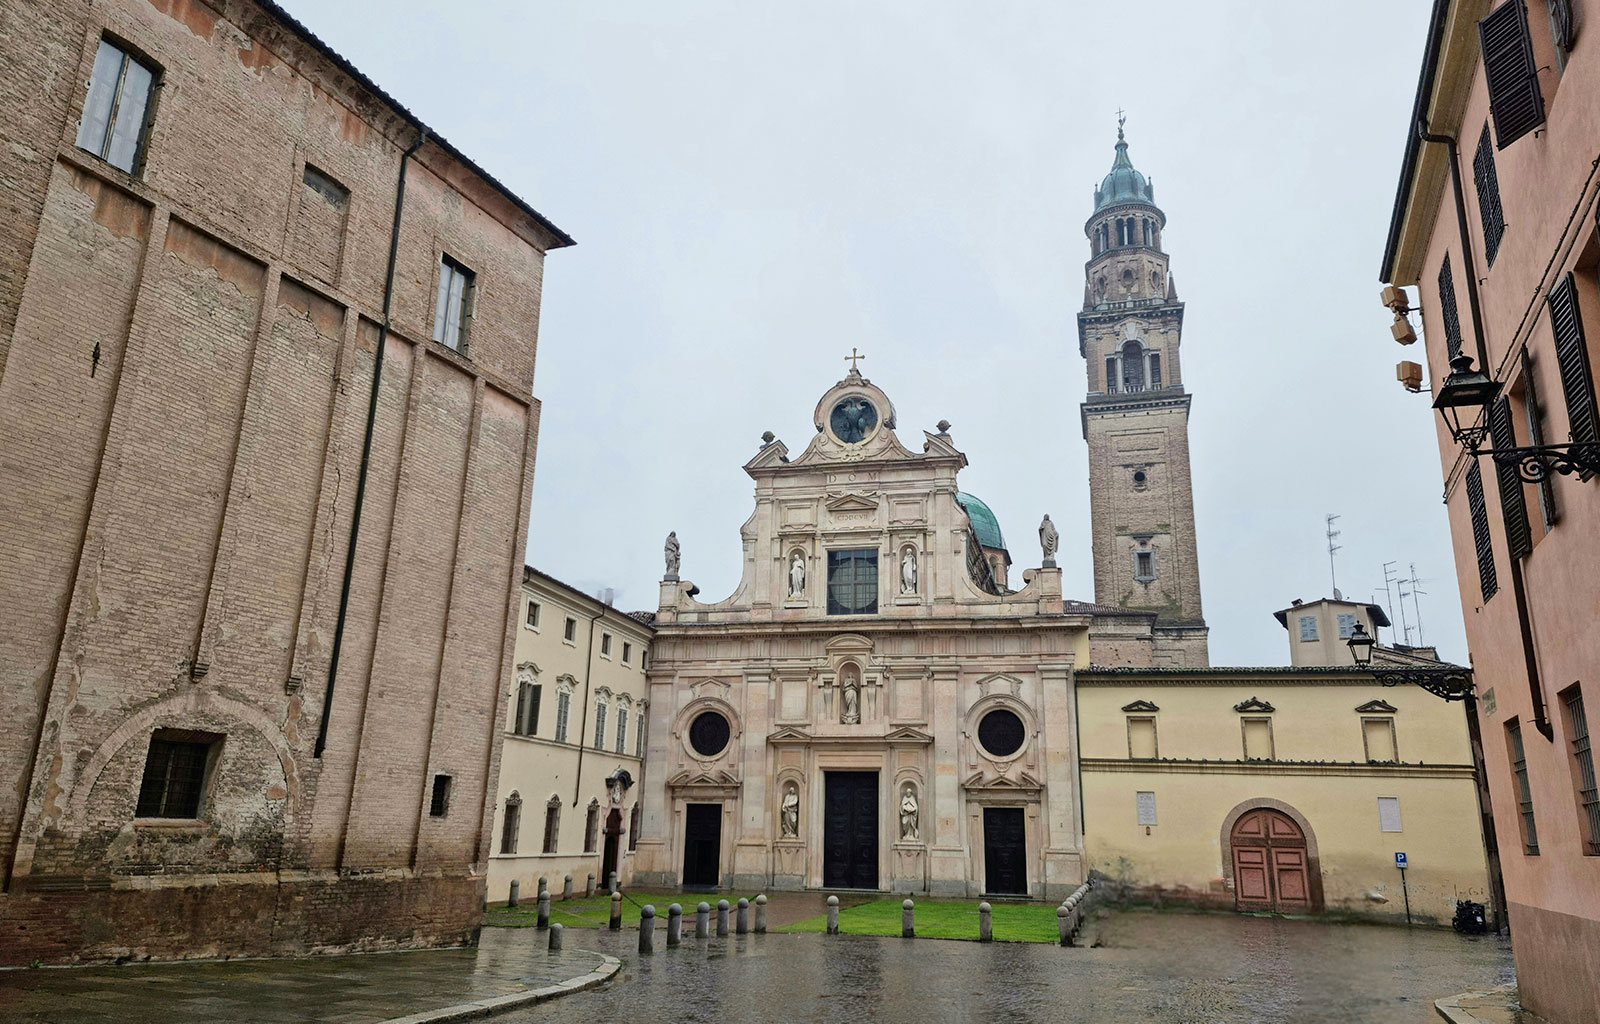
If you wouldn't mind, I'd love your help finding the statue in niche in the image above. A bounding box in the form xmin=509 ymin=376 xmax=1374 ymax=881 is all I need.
xmin=788 ymin=553 xmax=805 ymax=598
xmin=840 ymin=666 xmax=860 ymax=725
xmin=900 ymin=548 xmax=917 ymax=595
xmin=1038 ymin=514 xmax=1059 ymax=566
xmin=899 ymin=784 xmax=919 ymax=842
xmin=664 ymin=531 xmax=680 ymax=576
xmin=780 ymin=782 xmax=799 ymax=838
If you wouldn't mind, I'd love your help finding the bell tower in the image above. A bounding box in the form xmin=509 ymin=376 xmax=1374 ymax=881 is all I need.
xmin=1080 ymin=120 xmax=1208 ymax=666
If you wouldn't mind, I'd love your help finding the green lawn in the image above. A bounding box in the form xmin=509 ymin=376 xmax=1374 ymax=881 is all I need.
xmin=778 ymin=898 xmax=1063 ymax=943
xmin=485 ymin=890 xmax=765 ymax=930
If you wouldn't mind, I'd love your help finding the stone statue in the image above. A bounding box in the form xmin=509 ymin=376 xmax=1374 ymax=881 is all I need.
xmin=780 ymin=783 xmax=799 ymax=838
xmin=1038 ymin=514 xmax=1059 ymax=566
xmin=664 ymin=531 xmax=680 ymax=577
xmin=841 ymin=678 xmax=860 ymax=725
xmin=899 ymin=785 xmax=919 ymax=842
xmin=788 ymin=553 xmax=805 ymax=598
xmin=900 ymin=548 xmax=917 ymax=595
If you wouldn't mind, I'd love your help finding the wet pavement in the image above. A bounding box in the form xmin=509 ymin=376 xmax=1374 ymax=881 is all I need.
xmin=0 ymin=927 xmax=607 ymax=1024
xmin=498 ymin=908 xmax=1515 ymax=1024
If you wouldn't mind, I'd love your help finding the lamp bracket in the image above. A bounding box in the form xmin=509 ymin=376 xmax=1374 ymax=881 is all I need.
xmin=1367 ymin=666 xmax=1476 ymax=702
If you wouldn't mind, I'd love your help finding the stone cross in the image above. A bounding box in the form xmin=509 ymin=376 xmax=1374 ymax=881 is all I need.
xmin=844 ymin=347 xmax=866 ymax=371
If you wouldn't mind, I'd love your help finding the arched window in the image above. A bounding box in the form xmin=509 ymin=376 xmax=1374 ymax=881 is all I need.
xmin=1121 ymin=340 xmax=1145 ymax=391
xmin=500 ymin=792 xmax=522 ymax=854
xmin=629 ymin=803 xmax=642 ymax=851
xmin=542 ymin=795 xmax=561 ymax=853
xmin=1149 ymin=351 xmax=1162 ymax=388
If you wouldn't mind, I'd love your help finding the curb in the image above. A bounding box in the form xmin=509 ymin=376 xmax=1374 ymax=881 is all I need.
xmin=1433 ymin=983 xmax=1544 ymax=1024
xmin=379 ymin=952 xmax=621 ymax=1024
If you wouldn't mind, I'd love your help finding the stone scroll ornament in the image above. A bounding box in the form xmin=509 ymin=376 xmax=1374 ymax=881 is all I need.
xmin=899 ymin=784 xmax=919 ymax=841
xmin=789 ymin=553 xmax=805 ymax=597
xmin=900 ymin=548 xmax=917 ymax=594
xmin=664 ymin=531 xmax=680 ymax=576
xmin=780 ymin=782 xmax=799 ymax=838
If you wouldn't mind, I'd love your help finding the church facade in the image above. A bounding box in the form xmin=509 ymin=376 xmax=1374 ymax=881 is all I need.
xmin=630 ymin=129 xmax=1490 ymax=918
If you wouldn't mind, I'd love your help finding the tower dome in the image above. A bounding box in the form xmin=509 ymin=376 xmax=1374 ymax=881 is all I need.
xmin=1094 ymin=122 xmax=1157 ymax=211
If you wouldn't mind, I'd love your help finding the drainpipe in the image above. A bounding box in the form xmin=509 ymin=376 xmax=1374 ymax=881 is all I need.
xmin=1415 ymin=119 xmax=1552 ymax=740
xmin=572 ymin=603 xmax=607 ymax=807
xmin=315 ymin=127 xmax=427 ymax=758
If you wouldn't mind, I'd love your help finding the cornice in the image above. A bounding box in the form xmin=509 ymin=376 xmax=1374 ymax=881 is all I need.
xmin=1081 ymin=757 xmax=1475 ymax=779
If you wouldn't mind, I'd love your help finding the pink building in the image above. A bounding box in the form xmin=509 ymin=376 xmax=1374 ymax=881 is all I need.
xmin=1379 ymin=1 xmax=1599 ymax=1019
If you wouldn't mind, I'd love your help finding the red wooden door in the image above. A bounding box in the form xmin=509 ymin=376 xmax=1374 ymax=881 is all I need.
xmin=1230 ymin=809 xmax=1312 ymax=912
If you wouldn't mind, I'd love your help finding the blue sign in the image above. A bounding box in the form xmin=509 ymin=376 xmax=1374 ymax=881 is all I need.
xmin=1394 ymin=851 xmax=1408 ymax=869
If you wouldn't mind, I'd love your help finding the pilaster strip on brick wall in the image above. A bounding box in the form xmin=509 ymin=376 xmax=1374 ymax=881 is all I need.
xmin=378 ymin=952 xmax=619 ymax=1024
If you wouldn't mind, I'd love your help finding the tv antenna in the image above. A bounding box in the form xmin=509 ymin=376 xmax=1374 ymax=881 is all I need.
xmin=1383 ymin=561 xmax=1410 ymax=646
xmin=1407 ymin=562 xmax=1429 ymax=647
xmin=1325 ymin=514 xmax=1342 ymax=599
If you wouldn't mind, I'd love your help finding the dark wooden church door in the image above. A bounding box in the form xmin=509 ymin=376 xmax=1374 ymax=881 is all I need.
xmin=983 ymin=807 xmax=1028 ymax=895
xmin=823 ymin=771 xmax=879 ymax=889
xmin=682 ymin=803 xmax=721 ymax=888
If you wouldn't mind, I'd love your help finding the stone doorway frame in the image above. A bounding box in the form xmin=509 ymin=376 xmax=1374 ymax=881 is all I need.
xmin=1218 ymin=797 xmax=1325 ymax=912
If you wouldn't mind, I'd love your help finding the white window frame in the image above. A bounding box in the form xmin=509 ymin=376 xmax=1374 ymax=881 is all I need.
xmin=563 ymin=617 xmax=577 ymax=645
xmin=76 ymin=38 xmax=158 ymax=175
xmin=525 ymin=600 xmax=541 ymax=630
xmin=431 ymin=253 xmax=474 ymax=352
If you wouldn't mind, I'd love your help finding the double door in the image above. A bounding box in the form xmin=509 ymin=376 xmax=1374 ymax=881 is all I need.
xmin=823 ymin=771 xmax=879 ymax=889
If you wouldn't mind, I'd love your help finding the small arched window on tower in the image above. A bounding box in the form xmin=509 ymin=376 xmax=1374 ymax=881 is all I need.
xmin=1121 ymin=340 xmax=1145 ymax=392
xmin=1105 ymin=355 xmax=1118 ymax=394
xmin=1148 ymin=351 xmax=1162 ymax=389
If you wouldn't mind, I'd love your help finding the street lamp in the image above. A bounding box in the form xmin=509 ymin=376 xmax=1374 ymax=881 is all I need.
xmin=1431 ymin=354 xmax=1500 ymax=448
xmin=1346 ymin=623 xmax=1376 ymax=667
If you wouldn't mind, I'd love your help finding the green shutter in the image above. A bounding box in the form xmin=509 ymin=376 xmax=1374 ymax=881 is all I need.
xmin=1479 ymin=1 xmax=1546 ymax=148
xmin=1490 ymin=397 xmax=1532 ymax=559
xmin=1548 ymin=272 xmax=1599 ymax=445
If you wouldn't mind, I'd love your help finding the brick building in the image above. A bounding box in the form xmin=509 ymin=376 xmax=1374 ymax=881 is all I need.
xmin=1378 ymin=0 xmax=1599 ymax=1019
xmin=0 ymin=0 xmax=570 ymax=962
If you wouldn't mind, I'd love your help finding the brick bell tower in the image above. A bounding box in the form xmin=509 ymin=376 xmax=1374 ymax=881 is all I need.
xmin=1079 ymin=118 xmax=1209 ymax=666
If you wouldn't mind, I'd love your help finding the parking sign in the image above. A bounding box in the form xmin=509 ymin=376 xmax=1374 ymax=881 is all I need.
xmin=1394 ymin=851 xmax=1408 ymax=868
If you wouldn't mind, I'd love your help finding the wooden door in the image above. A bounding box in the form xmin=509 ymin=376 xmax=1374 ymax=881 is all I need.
xmin=1230 ymin=808 xmax=1312 ymax=912
xmin=823 ymin=772 xmax=879 ymax=889
xmin=601 ymin=809 xmax=622 ymax=885
xmin=983 ymin=807 xmax=1028 ymax=895
xmin=682 ymin=803 xmax=721 ymax=888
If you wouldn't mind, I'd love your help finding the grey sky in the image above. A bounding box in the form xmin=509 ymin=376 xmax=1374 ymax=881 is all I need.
xmin=284 ymin=0 xmax=1459 ymax=666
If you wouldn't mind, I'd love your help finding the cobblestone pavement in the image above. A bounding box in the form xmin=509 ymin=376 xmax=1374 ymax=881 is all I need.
xmin=0 ymin=927 xmax=604 ymax=1024
xmin=499 ymin=908 xmax=1516 ymax=1024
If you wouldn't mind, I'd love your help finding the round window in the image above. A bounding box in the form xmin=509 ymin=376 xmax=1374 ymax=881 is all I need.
xmin=1133 ymin=470 xmax=1147 ymax=485
xmin=688 ymin=710 xmax=731 ymax=757
xmin=977 ymin=708 xmax=1025 ymax=758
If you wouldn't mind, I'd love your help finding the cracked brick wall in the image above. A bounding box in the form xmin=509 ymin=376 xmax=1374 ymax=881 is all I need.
xmin=0 ymin=0 xmax=560 ymax=963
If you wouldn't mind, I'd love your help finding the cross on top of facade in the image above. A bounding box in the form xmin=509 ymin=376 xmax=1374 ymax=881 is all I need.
xmin=845 ymin=347 xmax=866 ymax=371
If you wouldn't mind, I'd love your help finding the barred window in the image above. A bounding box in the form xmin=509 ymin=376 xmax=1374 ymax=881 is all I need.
xmin=1561 ymin=687 xmax=1598 ymax=856
xmin=135 ymin=733 xmax=216 ymax=818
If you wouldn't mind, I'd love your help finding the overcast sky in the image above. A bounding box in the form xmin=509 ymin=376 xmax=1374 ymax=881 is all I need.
xmin=284 ymin=0 xmax=1460 ymax=666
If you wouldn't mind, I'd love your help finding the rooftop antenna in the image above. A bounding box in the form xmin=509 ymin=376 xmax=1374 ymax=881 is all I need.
xmin=1325 ymin=514 xmax=1343 ymax=600
xmin=1407 ymin=562 xmax=1429 ymax=647
xmin=1383 ymin=561 xmax=1410 ymax=647
xmin=1397 ymin=578 xmax=1416 ymax=646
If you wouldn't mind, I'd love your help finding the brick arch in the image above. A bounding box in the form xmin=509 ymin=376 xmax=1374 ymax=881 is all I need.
xmin=1218 ymin=797 xmax=1325 ymax=912
xmin=65 ymin=690 xmax=299 ymax=824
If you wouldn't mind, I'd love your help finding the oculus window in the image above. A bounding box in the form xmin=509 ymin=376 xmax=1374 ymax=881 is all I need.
xmin=977 ymin=709 xmax=1026 ymax=758
xmin=77 ymin=38 xmax=157 ymax=174
xmin=688 ymin=710 xmax=731 ymax=757
xmin=829 ymin=396 xmax=877 ymax=443
xmin=827 ymin=548 xmax=878 ymax=615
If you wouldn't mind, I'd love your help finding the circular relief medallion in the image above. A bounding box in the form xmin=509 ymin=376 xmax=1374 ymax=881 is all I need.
xmin=829 ymin=395 xmax=878 ymax=444
xmin=977 ymin=708 xmax=1025 ymax=758
xmin=688 ymin=710 xmax=732 ymax=757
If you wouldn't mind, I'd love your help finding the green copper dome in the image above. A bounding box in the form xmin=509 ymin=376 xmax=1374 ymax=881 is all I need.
xmin=956 ymin=492 xmax=1007 ymax=551
xmin=1094 ymin=125 xmax=1156 ymax=212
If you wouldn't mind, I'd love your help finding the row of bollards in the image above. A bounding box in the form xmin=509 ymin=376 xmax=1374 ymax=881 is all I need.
xmin=639 ymin=895 xmax=767 ymax=954
xmin=1057 ymin=880 xmax=1093 ymax=946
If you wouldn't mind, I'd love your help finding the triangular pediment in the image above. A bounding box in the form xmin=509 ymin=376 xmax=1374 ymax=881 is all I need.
xmin=667 ymin=769 xmax=740 ymax=789
xmin=1121 ymin=699 xmax=1160 ymax=713
xmin=1233 ymin=697 xmax=1276 ymax=713
xmin=885 ymin=726 xmax=933 ymax=745
xmin=767 ymin=726 xmax=813 ymax=744
xmin=962 ymin=770 xmax=1042 ymax=792
xmin=1355 ymin=699 xmax=1399 ymax=714
xmin=824 ymin=492 xmax=880 ymax=512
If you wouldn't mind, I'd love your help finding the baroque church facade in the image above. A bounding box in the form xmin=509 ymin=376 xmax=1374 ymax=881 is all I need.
xmin=630 ymin=130 xmax=1491 ymax=916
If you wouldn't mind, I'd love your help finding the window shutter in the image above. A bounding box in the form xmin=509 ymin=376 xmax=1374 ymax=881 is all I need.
xmin=1548 ymin=272 xmax=1598 ymax=445
xmin=1466 ymin=462 xmax=1500 ymax=602
xmin=1479 ymin=1 xmax=1546 ymax=148
xmin=1439 ymin=255 xmax=1464 ymax=361
xmin=1490 ymin=397 xmax=1533 ymax=559
xmin=1472 ymin=124 xmax=1507 ymax=265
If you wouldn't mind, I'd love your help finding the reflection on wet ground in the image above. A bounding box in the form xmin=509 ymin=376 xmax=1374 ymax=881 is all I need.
xmin=503 ymin=908 xmax=1514 ymax=1024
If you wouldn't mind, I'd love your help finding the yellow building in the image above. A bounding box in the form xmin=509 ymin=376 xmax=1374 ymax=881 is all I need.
xmin=1078 ymin=660 xmax=1492 ymax=924
xmin=487 ymin=569 xmax=654 ymax=902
